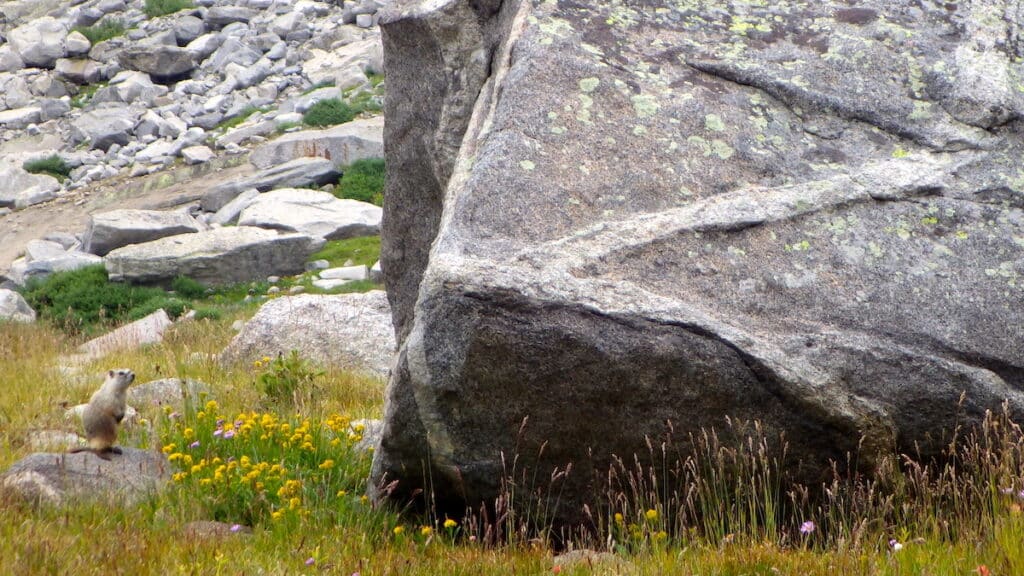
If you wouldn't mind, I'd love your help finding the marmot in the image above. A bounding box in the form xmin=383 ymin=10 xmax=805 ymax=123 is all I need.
xmin=69 ymin=369 xmax=135 ymax=460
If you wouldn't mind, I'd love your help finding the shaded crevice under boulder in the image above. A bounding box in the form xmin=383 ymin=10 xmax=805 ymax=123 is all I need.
xmin=104 ymin=227 xmax=325 ymax=286
xmin=0 ymin=449 xmax=169 ymax=506
xmin=220 ymin=291 xmax=395 ymax=377
xmin=371 ymin=0 xmax=1024 ymax=524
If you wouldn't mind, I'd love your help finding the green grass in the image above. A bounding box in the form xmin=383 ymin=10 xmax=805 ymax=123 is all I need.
xmin=303 ymin=98 xmax=357 ymax=127
xmin=71 ymin=19 xmax=126 ymax=45
xmin=214 ymin=106 xmax=269 ymax=132
xmin=22 ymin=155 xmax=71 ymax=182
xmin=70 ymin=82 xmax=106 ymax=109
xmin=309 ymin=236 xmax=381 ymax=268
xmin=2 ymin=312 xmax=1024 ymax=573
xmin=335 ymin=158 xmax=385 ymax=206
xmin=143 ymin=0 xmax=193 ymax=18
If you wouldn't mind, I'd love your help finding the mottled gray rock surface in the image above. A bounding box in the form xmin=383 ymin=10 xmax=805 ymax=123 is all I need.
xmin=84 ymin=209 xmax=202 ymax=256
xmin=105 ymin=227 xmax=324 ymax=286
xmin=372 ymin=0 xmax=1024 ymax=524
xmin=0 ymin=448 xmax=169 ymax=506
xmin=238 ymin=188 xmax=382 ymax=240
xmin=248 ymin=117 xmax=384 ymax=169
xmin=220 ymin=291 xmax=395 ymax=377
xmin=0 ymin=288 xmax=36 ymax=322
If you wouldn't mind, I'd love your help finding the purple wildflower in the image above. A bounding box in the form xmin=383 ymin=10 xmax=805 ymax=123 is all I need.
xmin=799 ymin=520 xmax=815 ymax=535
xmin=189 ymin=440 xmax=200 ymax=449
xmin=213 ymin=429 xmax=223 ymax=437
xmin=230 ymin=524 xmax=242 ymax=533
xmin=305 ymin=557 xmax=315 ymax=566
xmin=223 ymin=429 xmax=236 ymax=439
xmin=889 ymin=538 xmax=903 ymax=551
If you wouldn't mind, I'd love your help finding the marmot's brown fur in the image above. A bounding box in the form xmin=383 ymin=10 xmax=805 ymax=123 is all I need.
xmin=68 ymin=369 xmax=135 ymax=460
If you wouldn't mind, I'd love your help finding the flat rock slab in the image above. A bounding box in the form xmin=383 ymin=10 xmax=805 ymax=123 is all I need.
xmin=78 ymin=309 xmax=173 ymax=358
xmin=84 ymin=208 xmax=203 ymax=256
xmin=105 ymin=226 xmax=324 ymax=286
xmin=200 ymin=157 xmax=340 ymax=212
xmin=220 ymin=291 xmax=395 ymax=377
xmin=237 ymin=188 xmax=382 ymax=240
xmin=0 ymin=448 xmax=169 ymax=506
xmin=128 ymin=377 xmax=209 ymax=410
xmin=248 ymin=117 xmax=384 ymax=169
xmin=0 ymin=158 xmax=60 ymax=209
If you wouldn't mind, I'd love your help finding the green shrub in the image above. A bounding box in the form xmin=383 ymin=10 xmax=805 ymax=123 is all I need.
xmin=22 ymin=155 xmax=71 ymax=182
xmin=71 ymin=19 xmax=126 ymax=45
xmin=128 ymin=296 xmax=188 ymax=321
xmin=303 ymin=99 xmax=356 ymax=127
xmin=335 ymin=159 xmax=385 ymax=206
xmin=192 ymin=307 xmax=222 ymax=321
xmin=143 ymin=0 xmax=193 ymax=18
xmin=171 ymin=276 xmax=207 ymax=299
xmin=21 ymin=265 xmax=173 ymax=333
xmin=256 ymin=351 xmax=324 ymax=404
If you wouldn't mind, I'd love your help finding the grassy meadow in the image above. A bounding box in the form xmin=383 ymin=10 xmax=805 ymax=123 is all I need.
xmin=1 ymin=267 xmax=1023 ymax=574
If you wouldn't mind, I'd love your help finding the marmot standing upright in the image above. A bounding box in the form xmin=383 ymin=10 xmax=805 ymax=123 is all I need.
xmin=69 ymin=369 xmax=135 ymax=460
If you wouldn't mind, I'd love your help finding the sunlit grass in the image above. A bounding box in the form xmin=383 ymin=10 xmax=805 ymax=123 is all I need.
xmin=1 ymin=315 xmax=1023 ymax=574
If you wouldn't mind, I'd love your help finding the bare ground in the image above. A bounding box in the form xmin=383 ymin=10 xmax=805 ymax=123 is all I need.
xmin=0 ymin=157 xmax=254 ymax=273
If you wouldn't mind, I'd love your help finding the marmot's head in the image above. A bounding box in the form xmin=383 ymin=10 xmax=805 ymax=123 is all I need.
xmin=106 ymin=369 xmax=135 ymax=392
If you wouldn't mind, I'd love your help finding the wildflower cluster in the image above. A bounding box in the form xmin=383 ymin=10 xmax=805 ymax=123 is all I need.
xmin=160 ymin=398 xmax=369 ymax=526
xmin=610 ymin=507 xmax=669 ymax=549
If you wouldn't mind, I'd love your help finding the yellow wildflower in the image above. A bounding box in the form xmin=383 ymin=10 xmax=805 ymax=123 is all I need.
xmin=336 ymin=490 xmax=348 ymax=497
xmin=183 ymin=428 xmax=195 ymax=440
xmin=614 ymin=513 xmax=624 ymax=525
xmin=420 ymin=526 xmax=432 ymax=537
xmin=318 ymin=459 xmax=335 ymax=470
xmin=162 ymin=443 xmax=176 ymax=454
xmin=444 ymin=518 xmax=457 ymax=529
xmin=645 ymin=509 xmax=658 ymax=521
xmin=654 ymin=530 xmax=668 ymax=541
xmin=393 ymin=526 xmax=405 ymax=535
xmin=289 ymin=497 xmax=301 ymax=510
xmin=262 ymin=356 xmax=271 ymax=363
xmin=271 ymin=510 xmax=284 ymax=521
xmin=205 ymin=400 xmax=219 ymax=412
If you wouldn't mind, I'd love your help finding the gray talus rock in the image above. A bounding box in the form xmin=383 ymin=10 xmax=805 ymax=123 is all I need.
xmin=84 ymin=209 xmax=203 ymax=256
xmin=248 ymin=117 xmax=384 ymax=170
xmin=199 ymin=157 xmax=341 ymax=212
xmin=0 ymin=449 xmax=169 ymax=506
xmin=128 ymin=377 xmax=209 ymax=410
xmin=118 ymin=45 xmax=197 ymax=83
xmin=0 ymin=288 xmax=36 ymax=322
xmin=371 ymin=0 xmax=1024 ymax=525
xmin=104 ymin=227 xmax=324 ymax=286
xmin=220 ymin=291 xmax=395 ymax=377
xmin=204 ymin=6 xmax=257 ymax=29
xmin=237 ymin=188 xmax=382 ymax=240
xmin=0 ymin=107 xmax=43 ymax=129
xmin=70 ymin=105 xmax=138 ymax=151
xmin=0 ymin=158 xmax=60 ymax=209
xmin=8 ymin=17 xmax=68 ymax=68
xmin=77 ymin=309 xmax=173 ymax=358
xmin=55 ymin=58 xmax=105 ymax=84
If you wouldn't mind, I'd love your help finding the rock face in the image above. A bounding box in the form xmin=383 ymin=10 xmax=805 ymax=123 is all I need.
xmin=372 ymin=0 xmax=1024 ymax=524
xmin=104 ymin=227 xmax=324 ymax=286
xmin=248 ymin=117 xmax=385 ymax=169
xmin=238 ymin=188 xmax=382 ymax=240
xmin=84 ymin=209 xmax=203 ymax=256
xmin=0 ymin=288 xmax=36 ymax=322
xmin=0 ymin=448 xmax=169 ymax=506
xmin=220 ymin=291 xmax=395 ymax=377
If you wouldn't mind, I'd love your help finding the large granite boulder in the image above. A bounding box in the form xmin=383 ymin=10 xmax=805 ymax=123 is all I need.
xmin=248 ymin=117 xmax=385 ymax=169
xmin=84 ymin=209 xmax=203 ymax=256
xmin=0 ymin=289 xmax=36 ymax=323
xmin=371 ymin=0 xmax=1024 ymax=524
xmin=105 ymin=227 xmax=324 ymax=286
xmin=220 ymin=291 xmax=395 ymax=377
xmin=238 ymin=188 xmax=382 ymax=240
xmin=118 ymin=45 xmax=197 ymax=83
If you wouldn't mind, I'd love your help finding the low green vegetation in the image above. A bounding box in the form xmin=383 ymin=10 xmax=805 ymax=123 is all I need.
xmin=309 ymin=235 xmax=381 ymax=268
xmin=143 ymin=0 xmax=193 ymax=18
xmin=214 ymin=106 xmax=271 ymax=133
xmin=70 ymin=82 xmax=105 ymax=109
xmin=22 ymin=155 xmax=71 ymax=182
xmin=302 ymin=98 xmax=357 ymax=127
xmin=71 ymin=18 xmax=127 ymax=45
xmin=335 ymin=158 xmax=385 ymax=206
